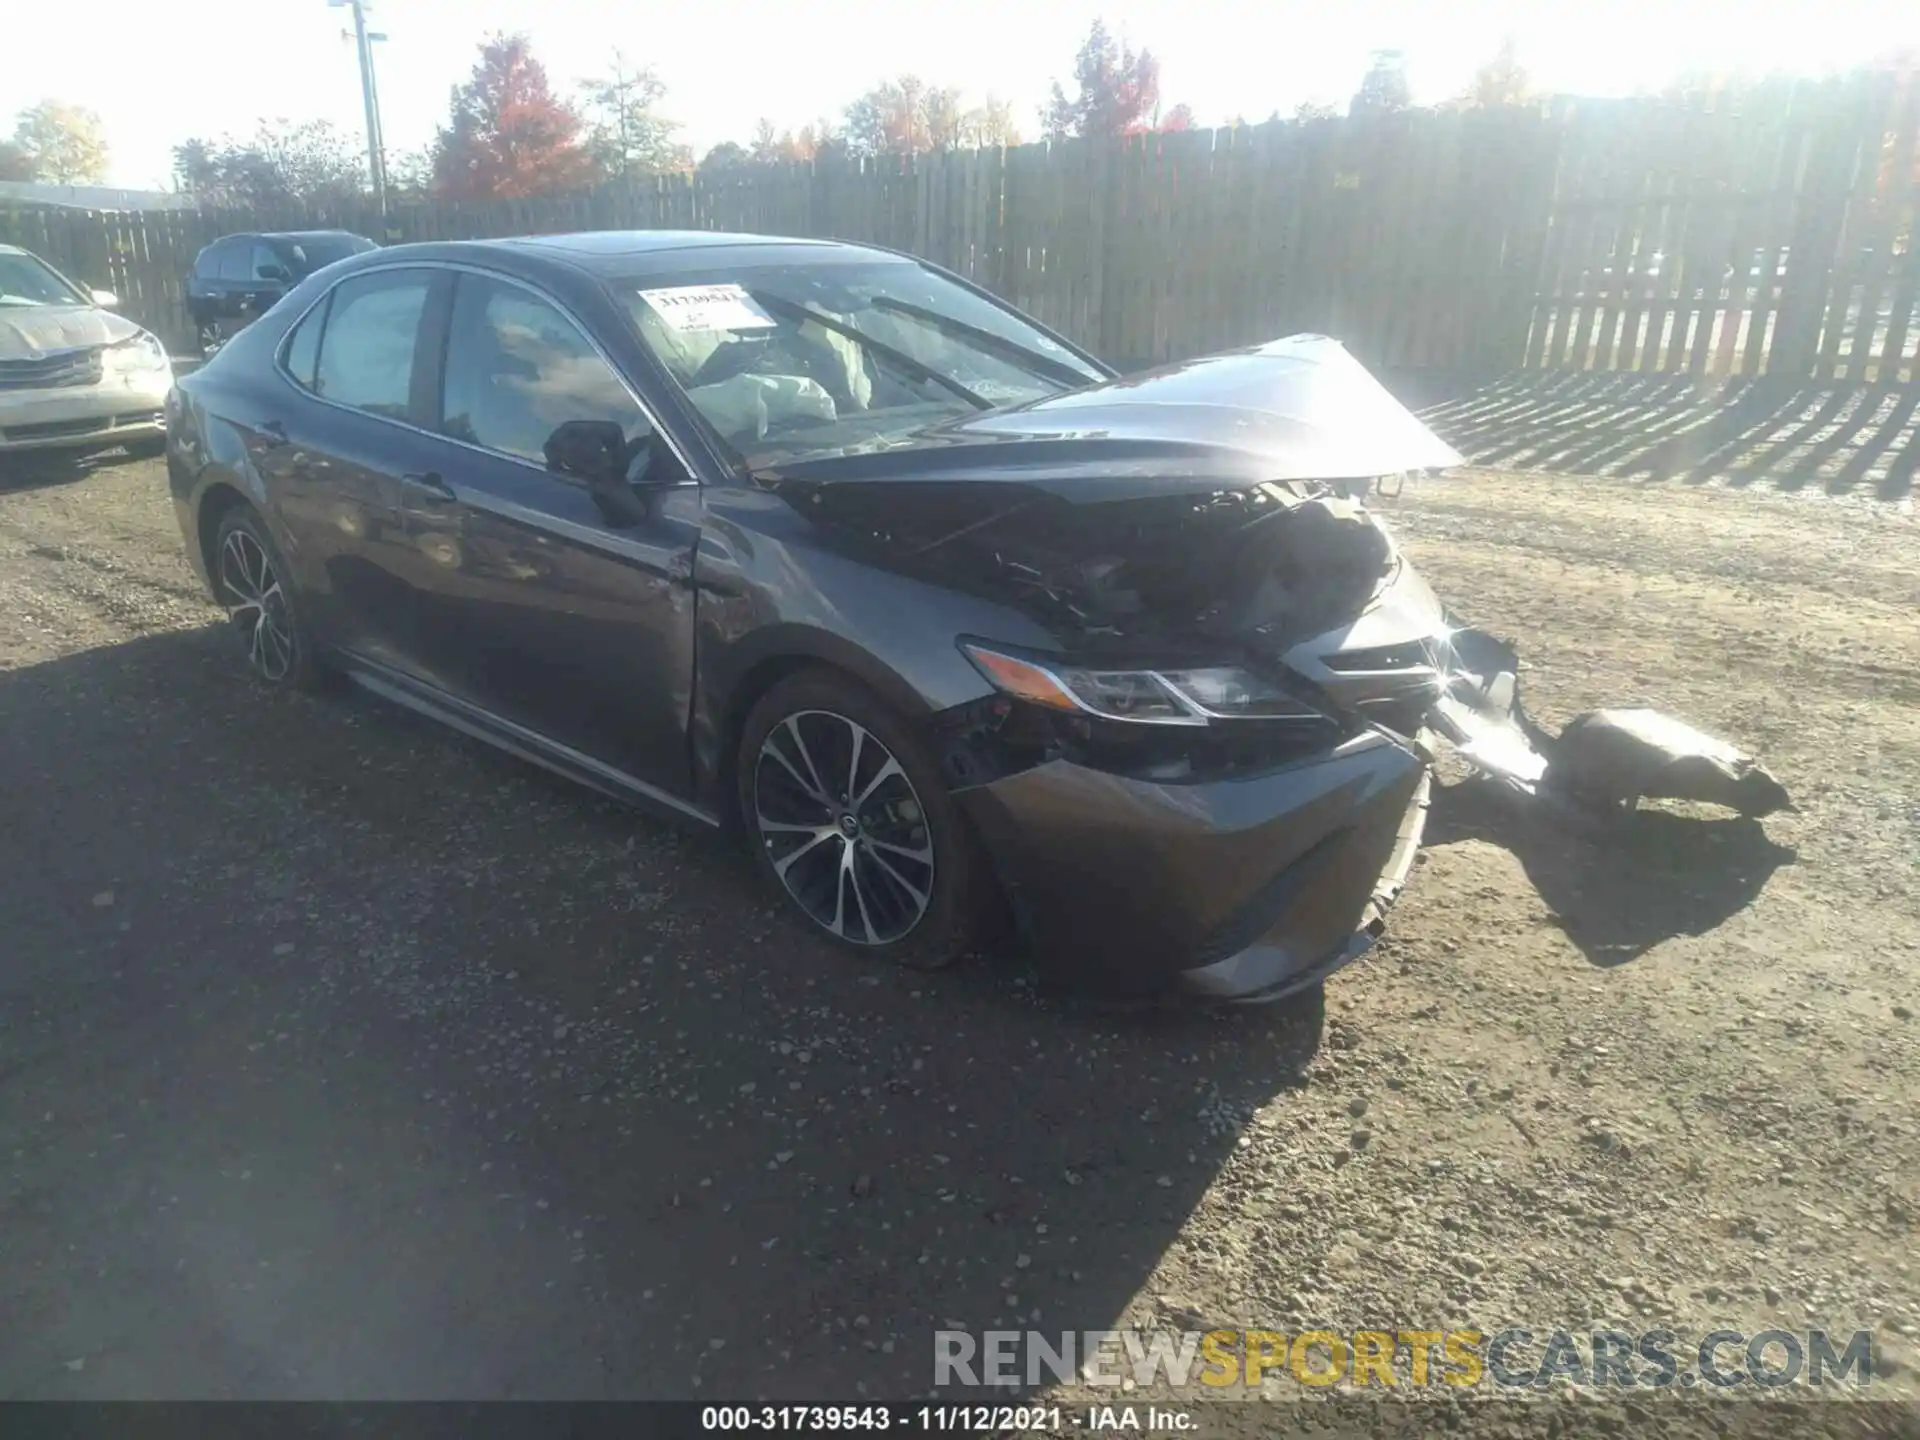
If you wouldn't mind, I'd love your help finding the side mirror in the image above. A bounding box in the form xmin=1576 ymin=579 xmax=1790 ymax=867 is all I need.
xmin=545 ymin=419 xmax=629 ymax=485
xmin=545 ymin=418 xmax=677 ymax=528
xmin=90 ymin=288 xmax=119 ymax=308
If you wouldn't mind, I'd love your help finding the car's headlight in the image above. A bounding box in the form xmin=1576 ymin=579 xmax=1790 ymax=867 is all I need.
xmin=103 ymin=331 xmax=170 ymax=373
xmin=961 ymin=642 xmax=1326 ymax=726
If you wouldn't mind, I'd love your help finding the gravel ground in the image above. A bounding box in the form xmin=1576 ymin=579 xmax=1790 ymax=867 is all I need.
xmin=0 ymin=453 xmax=1915 ymax=1433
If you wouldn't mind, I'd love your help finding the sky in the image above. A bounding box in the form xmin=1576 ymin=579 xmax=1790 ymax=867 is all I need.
xmin=7 ymin=0 xmax=1915 ymax=190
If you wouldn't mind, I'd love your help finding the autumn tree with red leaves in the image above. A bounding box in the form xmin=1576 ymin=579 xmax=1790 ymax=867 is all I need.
xmin=1042 ymin=19 xmax=1161 ymax=140
xmin=431 ymin=34 xmax=595 ymax=199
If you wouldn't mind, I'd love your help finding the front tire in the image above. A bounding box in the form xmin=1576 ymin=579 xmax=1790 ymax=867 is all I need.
xmin=211 ymin=507 xmax=323 ymax=689
xmin=738 ymin=669 xmax=987 ymax=970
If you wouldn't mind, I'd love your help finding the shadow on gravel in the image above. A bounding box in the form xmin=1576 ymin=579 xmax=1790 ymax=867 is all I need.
xmin=0 ymin=446 xmax=155 ymax=492
xmin=1426 ymin=776 xmax=1797 ymax=967
xmin=0 ymin=626 xmax=1325 ymax=1401
xmin=1413 ymin=371 xmax=1920 ymax=501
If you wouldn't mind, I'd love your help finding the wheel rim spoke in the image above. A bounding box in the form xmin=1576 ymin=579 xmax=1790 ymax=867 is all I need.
xmin=771 ymin=826 xmax=839 ymax=880
xmin=864 ymin=844 xmax=929 ymax=911
xmin=866 ymin=835 xmax=933 ymax=865
xmin=851 ymin=754 xmax=903 ymax=813
xmin=844 ymin=844 xmax=879 ymax=945
xmin=218 ymin=530 xmax=293 ymax=682
xmin=768 ymin=718 xmax=833 ymax=808
xmin=754 ymin=709 xmax=934 ymax=947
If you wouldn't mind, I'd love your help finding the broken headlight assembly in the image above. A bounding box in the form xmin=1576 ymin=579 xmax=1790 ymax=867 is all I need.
xmin=960 ymin=641 xmax=1329 ymax=726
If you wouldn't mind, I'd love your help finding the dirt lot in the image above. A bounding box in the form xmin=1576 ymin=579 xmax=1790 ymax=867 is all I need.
xmin=0 ymin=454 xmax=1915 ymax=1428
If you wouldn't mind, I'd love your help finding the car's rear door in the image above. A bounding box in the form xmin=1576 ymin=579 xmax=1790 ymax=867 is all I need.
xmin=393 ymin=266 xmax=703 ymax=800
xmin=260 ymin=265 xmax=451 ymax=668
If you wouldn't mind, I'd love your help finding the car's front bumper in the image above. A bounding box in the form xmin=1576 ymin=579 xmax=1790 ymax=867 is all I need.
xmin=0 ymin=370 xmax=172 ymax=453
xmin=955 ymin=728 xmax=1430 ymax=1004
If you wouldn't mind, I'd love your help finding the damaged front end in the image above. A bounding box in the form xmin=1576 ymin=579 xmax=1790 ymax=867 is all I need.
xmin=761 ymin=333 xmax=1790 ymax=1003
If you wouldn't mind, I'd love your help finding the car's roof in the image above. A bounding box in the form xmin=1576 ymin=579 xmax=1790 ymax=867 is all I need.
xmin=263 ymin=229 xmax=373 ymax=242
xmin=0 ymin=243 xmax=35 ymax=257
xmin=472 ymin=230 xmax=906 ymax=277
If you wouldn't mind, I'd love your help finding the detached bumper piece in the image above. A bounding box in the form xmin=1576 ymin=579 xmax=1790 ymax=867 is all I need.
xmin=1432 ymin=626 xmax=1792 ymax=819
xmin=957 ymin=730 xmax=1429 ymax=1005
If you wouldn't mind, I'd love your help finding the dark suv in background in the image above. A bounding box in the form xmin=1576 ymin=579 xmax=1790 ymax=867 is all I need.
xmin=185 ymin=230 xmax=376 ymax=357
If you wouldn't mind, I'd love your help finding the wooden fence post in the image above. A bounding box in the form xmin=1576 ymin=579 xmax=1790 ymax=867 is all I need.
xmin=1770 ymin=77 xmax=1878 ymax=381
xmin=1088 ymin=138 xmax=1113 ymax=360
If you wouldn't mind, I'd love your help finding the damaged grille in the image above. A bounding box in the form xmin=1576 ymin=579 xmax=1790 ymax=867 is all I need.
xmin=1321 ymin=638 xmax=1443 ymax=675
xmin=0 ymin=348 xmax=103 ymax=391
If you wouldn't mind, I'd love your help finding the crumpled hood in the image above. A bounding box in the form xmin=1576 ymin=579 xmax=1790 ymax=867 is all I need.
xmin=0 ymin=304 xmax=141 ymax=359
xmin=945 ymin=333 xmax=1463 ymax=490
xmin=759 ymin=334 xmax=1458 ymax=650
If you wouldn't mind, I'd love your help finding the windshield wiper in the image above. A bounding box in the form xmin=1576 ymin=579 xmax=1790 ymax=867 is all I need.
xmin=753 ymin=294 xmax=995 ymax=412
xmin=867 ymin=295 xmax=1097 ymax=390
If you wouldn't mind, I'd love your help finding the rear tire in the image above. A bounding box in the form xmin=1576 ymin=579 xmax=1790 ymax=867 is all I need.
xmin=210 ymin=506 xmax=324 ymax=690
xmin=737 ymin=668 xmax=987 ymax=970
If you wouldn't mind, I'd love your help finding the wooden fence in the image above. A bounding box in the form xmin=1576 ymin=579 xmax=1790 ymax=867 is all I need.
xmin=5 ymin=71 xmax=1916 ymax=382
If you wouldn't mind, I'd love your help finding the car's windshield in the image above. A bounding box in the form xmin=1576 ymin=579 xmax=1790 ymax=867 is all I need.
xmin=280 ymin=236 xmax=372 ymax=275
xmin=615 ymin=258 xmax=1104 ymax=467
xmin=0 ymin=252 xmax=87 ymax=308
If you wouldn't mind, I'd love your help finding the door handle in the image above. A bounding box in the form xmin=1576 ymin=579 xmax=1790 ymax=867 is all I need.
xmin=401 ymin=471 xmax=457 ymax=503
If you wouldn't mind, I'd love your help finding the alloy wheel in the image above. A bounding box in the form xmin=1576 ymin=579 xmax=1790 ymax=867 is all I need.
xmin=198 ymin=323 xmax=225 ymax=358
xmin=217 ymin=527 xmax=296 ymax=682
xmin=752 ymin=709 xmax=936 ymax=946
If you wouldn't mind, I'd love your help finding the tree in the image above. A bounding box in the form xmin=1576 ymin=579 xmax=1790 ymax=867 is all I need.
xmin=579 ymin=52 xmax=685 ymax=179
xmin=431 ymin=33 xmax=594 ymax=200
xmin=1463 ymin=37 xmax=1531 ymax=108
xmin=1157 ymin=103 xmax=1195 ymax=133
xmin=387 ymin=147 xmax=435 ymax=198
xmin=924 ymin=88 xmax=966 ymax=150
xmin=1294 ymin=100 xmax=1340 ymax=122
xmin=1043 ymin=19 xmax=1160 ymax=140
xmin=1349 ymin=50 xmax=1411 ymax=117
xmin=11 ymin=101 xmax=109 ymax=183
xmin=843 ymin=76 xmax=962 ymax=157
xmin=0 ymin=140 xmax=33 ymax=182
xmin=171 ymin=120 xmax=364 ymax=206
xmin=958 ymin=97 xmax=1021 ymax=148
xmin=699 ymin=140 xmax=750 ymax=170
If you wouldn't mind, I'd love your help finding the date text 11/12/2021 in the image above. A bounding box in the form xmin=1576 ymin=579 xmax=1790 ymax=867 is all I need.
xmin=701 ymin=1405 xmax=1178 ymax=1431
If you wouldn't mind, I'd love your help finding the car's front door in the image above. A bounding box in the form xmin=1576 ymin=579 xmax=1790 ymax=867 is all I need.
xmin=398 ymin=267 xmax=702 ymax=801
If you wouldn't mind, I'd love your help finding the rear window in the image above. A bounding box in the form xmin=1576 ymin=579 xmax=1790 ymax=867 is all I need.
xmin=279 ymin=235 xmax=375 ymax=276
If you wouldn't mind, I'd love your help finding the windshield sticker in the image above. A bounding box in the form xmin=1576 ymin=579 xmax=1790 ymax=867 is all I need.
xmin=639 ymin=284 xmax=778 ymax=333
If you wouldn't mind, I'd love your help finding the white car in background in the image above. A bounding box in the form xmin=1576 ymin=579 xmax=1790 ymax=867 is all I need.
xmin=0 ymin=243 xmax=172 ymax=462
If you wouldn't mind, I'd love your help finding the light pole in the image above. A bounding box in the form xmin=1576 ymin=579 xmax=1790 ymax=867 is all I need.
xmin=329 ymin=0 xmax=388 ymax=214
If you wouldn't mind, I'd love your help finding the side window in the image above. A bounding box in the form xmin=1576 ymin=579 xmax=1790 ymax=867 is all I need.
xmin=215 ymin=242 xmax=249 ymax=282
xmin=281 ymin=296 xmax=328 ymax=391
xmin=251 ymin=243 xmax=285 ymax=280
xmin=313 ymin=270 xmax=431 ymax=421
xmin=197 ymin=241 xmax=233 ymax=282
xmin=441 ymin=273 xmax=654 ymax=471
